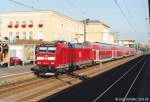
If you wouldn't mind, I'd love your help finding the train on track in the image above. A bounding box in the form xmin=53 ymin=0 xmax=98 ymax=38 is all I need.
xmin=31 ymin=41 xmax=136 ymax=76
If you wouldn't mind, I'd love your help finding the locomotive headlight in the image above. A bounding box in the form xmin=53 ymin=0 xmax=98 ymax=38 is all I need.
xmin=48 ymin=57 xmax=55 ymax=60
xmin=37 ymin=57 xmax=44 ymax=60
xmin=37 ymin=61 xmax=41 ymax=64
xmin=51 ymin=62 xmax=54 ymax=64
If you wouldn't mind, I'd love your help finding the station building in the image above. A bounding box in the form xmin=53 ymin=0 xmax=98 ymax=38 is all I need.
xmin=0 ymin=10 xmax=114 ymax=44
xmin=0 ymin=10 xmax=84 ymax=42
xmin=86 ymin=20 xmax=114 ymax=44
xmin=118 ymin=39 xmax=136 ymax=47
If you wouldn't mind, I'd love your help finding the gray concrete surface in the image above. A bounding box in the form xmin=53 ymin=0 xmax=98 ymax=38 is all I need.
xmin=0 ymin=65 xmax=33 ymax=78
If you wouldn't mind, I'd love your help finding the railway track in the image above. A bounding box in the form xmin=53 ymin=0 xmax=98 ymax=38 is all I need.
xmin=0 ymin=72 xmax=36 ymax=87
xmin=40 ymin=55 xmax=149 ymax=102
xmin=0 ymin=55 xmax=140 ymax=102
xmin=93 ymin=56 xmax=146 ymax=102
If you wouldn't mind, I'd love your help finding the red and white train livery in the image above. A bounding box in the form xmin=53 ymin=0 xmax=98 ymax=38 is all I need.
xmin=31 ymin=41 xmax=136 ymax=76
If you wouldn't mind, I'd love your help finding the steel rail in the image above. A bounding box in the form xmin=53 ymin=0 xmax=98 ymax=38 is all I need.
xmin=93 ymin=56 xmax=145 ymax=102
xmin=122 ymin=59 xmax=147 ymax=102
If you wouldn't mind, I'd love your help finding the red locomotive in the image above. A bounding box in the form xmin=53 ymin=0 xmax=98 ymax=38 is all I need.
xmin=31 ymin=41 xmax=136 ymax=76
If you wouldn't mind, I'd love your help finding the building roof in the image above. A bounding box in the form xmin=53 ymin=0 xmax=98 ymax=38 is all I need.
xmin=118 ymin=39 xmax=136 ymax=42
xmin=85 ymin=20 xmax=110 ymax=28
xmin=87 ymin=20 xmax=101 ymax=23
xmin=0 ymin=10 xmax=81 ymax=23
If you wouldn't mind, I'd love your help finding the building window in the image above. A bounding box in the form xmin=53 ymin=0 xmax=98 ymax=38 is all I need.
xmin=8 ymin=21 xmax=13 ymax=28
xmin=38 ymin=20 xmax=43 ymax=28
xmin=16 ymin=32 xmax=19 ymax=39
xmin=9 ymin=21 xmax=13 ymax=25
xmin=22 ymin=21 xmax=26 ymax=28
xmin=61 ymin=24 xmax=64 ymax=29
xmin=9 ymin=32 xmax=16 ymax=42
xmin=22 ymin=21 xmax=26 ymax=24
xmin=9 ymin=32 xmax=13 ymax=38
xmin=29 ymin=31 xmax=33 ymax=40
xmin=29 ymin=20 xmax=33 ymax=24
xmin=22 ymin=31 xmax=26 ymax=39
xmin=28 ymin=20 xmax=33 ymax=28
xmin=16 ymin=21 xmax=19 ymax=24
xmin=14 ymin=21 xmax=19 ymax=28
xmin=38 ymin=31 xmax=44 ymax=40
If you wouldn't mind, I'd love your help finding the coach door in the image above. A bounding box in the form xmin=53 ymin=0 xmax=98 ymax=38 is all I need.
xmin=95 ymin=50 xmax=100 ymax=61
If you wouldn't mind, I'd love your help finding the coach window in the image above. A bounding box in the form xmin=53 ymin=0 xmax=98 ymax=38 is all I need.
xmin=38 ymin=47 xmax=47 ymax=53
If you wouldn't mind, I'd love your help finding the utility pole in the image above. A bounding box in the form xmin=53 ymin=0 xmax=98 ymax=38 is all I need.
xmin=114 ymin=32 xmax=119 ymax=44
xmin=83 ymin=18 xmax=89 ymax=43
xmin=148 ymin=0 xmax=150 ymax=24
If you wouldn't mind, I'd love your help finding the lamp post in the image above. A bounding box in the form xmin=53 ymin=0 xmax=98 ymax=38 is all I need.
xmin=83 ymin=18 xmax=90 ymax=43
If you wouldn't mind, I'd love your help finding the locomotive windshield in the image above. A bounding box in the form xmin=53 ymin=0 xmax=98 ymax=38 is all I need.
xmin=38 ymin=46 xmax=56 ymax=54
xmin=48 ymin=47 xmax=56 ymax=53
xmin=39 ymin=47 xmax=47 ymax=53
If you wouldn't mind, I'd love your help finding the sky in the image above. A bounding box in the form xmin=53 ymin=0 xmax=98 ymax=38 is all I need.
xmin=0 ymin=0 xmax=150 ymax=43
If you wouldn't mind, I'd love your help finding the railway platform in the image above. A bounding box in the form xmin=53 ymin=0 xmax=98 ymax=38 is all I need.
xmin=0 ymin=65 xmax=33 ymax=78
